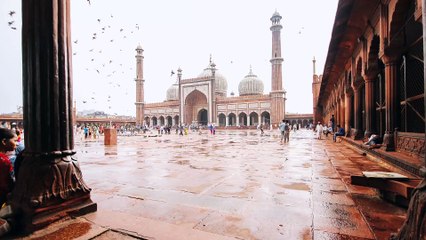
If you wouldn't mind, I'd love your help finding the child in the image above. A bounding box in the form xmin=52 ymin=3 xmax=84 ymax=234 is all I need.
xmin=0 ymin=128 xmax=17 ymax=207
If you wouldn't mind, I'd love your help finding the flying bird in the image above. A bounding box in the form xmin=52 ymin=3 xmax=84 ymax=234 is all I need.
xmin=73 ymin=40 xmax=78 ymax=44
xmin=120 ymin=28 xmax=123 ymax=32
xmin=8 ymin=21 xmax=14 ymax=26
xmin=97 ymin=19 xmax=101 ymax=23
xmin=11 ymin=27 xmax=17 ymax=30
xmin=170 ymin=70 xmax=175 ymax=76
xmin=9 ymin=11 xmax=16 ymax=17
xmin=86 ymin=0 xmax=91 ymax=5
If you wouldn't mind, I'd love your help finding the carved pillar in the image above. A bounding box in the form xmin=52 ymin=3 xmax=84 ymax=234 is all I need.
xmin=382 ymin=56 xmax=399 ymax=151
xmin=340 ymin=97 xmax=345 ymax=130
xmin=352 ymin=86 xmax=363 ymax=139
xmin=13 ymin=0 xmax=96 ymax=232
xmin=363 ymin=74 xmax=376 ymax=137
xmin=344 ymin=91 xmax=352 ymax=135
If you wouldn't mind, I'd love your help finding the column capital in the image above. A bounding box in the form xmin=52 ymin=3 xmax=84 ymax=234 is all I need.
xmin=362 ymin=70 xmax=377 ymax=82
xmin=380 ymin=49 xmax=400 ymax=65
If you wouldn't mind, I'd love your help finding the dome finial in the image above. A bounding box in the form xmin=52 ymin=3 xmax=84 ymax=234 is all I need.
xmin=249 ymin=65 xmax=253 ymax=75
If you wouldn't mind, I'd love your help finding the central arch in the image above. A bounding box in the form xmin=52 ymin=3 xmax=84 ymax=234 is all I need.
xmin=184 ymin=89 xmax=208 ymax=125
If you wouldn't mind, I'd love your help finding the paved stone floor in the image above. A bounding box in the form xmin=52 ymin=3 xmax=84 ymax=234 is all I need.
xmin=21 ymin=129 xmax=410 ymax=240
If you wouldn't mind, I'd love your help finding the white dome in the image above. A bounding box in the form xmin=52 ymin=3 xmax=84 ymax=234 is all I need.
xmin=166 ymin=83 xmax=179 ymax=101
xmin=238 ymin=67 xmax=264 ymax=96
xmin=198 ymin=62 xmax=228 ymax=96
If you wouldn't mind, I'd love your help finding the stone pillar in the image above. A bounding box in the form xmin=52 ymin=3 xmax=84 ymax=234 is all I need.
xmin=258 ymin=114 xmax=262 ymax=126
xmin=226 ymin=115 xmax=229 ymax=127
xmin=363 ymin=74 xmax=375 ymax=137
xmin=104 ymin=128 xmax=117 ymax=145
xmin=247 ymin=115 xmax=251 ymax=126
xmin=150 ymin=118 xmax=153 ymax=127
xmin=340 ymin=97 xmax=345 ymax=131
xmin=345 ymin=92 xmax=352 ymax=134
xmin=353 ymin=86 xmax=363 ymax=139
xmin=13 ymin=0 xmax=96 ymax=232
xmin=382 ymin=56 xmax=399 ymax=151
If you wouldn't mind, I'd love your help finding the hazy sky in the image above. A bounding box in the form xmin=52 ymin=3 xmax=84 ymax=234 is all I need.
xmin=0 ymin=0 xmax=338 ymax=116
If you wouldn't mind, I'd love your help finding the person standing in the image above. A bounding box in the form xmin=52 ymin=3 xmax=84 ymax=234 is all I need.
xmin=279 ymin=119 xmax=286 ymax=143
xmin=316 ymin=122 xmax=323 ymax=140
xmin=330 ymin=114 xmax=335 ymax=132
xmin=284 ymin=121 xmax=290 ymax=143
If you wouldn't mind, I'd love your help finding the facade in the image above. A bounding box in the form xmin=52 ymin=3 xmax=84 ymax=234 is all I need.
xmin=136 ymin=11 xmax=287 ymax=128
xmin=314 ymin=0 xmax=424 ymax=164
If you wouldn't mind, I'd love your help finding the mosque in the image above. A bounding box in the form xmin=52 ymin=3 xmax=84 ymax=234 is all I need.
xmin=135 ymin=11 xmax=286 ymax=128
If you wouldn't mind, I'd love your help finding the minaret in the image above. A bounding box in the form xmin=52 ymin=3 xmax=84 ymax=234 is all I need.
xmin=135 ymin=44 xmax=145 ymax=126
xmin=312 ymin=56 xmax=322 ymax=124
xmin=270 ymin=10 xmax=285 ymax=126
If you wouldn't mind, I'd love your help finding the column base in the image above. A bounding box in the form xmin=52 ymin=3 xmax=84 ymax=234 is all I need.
xmin=381 ymin=132 xmax=395 ymax=151
xmin=10 ymin=154 xmax=97 ymax=233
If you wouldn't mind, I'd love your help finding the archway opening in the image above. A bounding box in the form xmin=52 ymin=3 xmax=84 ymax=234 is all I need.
xmin=166 ymin=116 xmax=173 ymax=126
xmin=185 ymin=90 xmax=208 ymax=125
xmin=198 ymin=109 xmax=208 ymax=126
xmin=239 ymin=112 xmax=247 ymax=126
xmin=218 ymin=113 xmax=226 ymax=126
xmin=249 ymin=112 xmax=259 ymax=126
xmin=228 ymin=113 xmax=236 ymax=126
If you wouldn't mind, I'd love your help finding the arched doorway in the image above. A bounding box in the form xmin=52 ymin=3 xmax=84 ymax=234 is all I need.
xmin=249 ymin=112 xmax=258 ymax=126
xmin=198 ymin=109 xmax=208 ymax=125
xmin=239 ymin=112 xmax=247 ymax=126
xmin=152 ymin=117 xmax=158 ymax=126
xmin=174 ymin=115 xmax=180 ymax=126
xmin=144 ymin=117 xmax=150 ymax=127
xmin=261 ymin=111 xmax=270 ymax=125
xmin=159 ymin=116 xmax=165 ymax=126
xmin=184 ymin=90 xmax=208 ymax=125
xmin=218 ymin=113 xmax=226 ymax=126
xmin=166 ymin=116 xmax=173 ymax=126
xmin=228 ymin=113 xmax=236 ymax=126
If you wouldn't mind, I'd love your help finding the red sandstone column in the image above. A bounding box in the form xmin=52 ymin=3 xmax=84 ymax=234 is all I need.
xmin=382 ymin=56 xmax=399 ymax=151
xmin=352 ymin=86 xmax=363 ymax=139
xmin=345 ymin=92 xmax=351 ymax=134
xmin=340 ymin=98 xmax=345 ymax=130
xmin=363 ymin=74 xmax=375 ymax=137
xmin=13 ymin=0 xmax=96 ymax=232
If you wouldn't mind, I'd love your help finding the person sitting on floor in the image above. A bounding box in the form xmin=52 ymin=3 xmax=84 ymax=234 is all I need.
xmin=333 ymin=125 xmax=345 ymax=142
xmin=364 ymin=134 xmax=382 ymax=149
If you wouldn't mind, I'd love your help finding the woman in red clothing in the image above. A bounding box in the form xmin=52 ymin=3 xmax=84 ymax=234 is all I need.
xmin=0 ymin=128 xmax=17 ymax=206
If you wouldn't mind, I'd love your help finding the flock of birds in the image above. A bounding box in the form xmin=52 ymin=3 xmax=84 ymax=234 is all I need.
xmin=7 ymin=10 xmax=16 ymax=30
xmin=6 ymin=1 xmax=139 ymax=115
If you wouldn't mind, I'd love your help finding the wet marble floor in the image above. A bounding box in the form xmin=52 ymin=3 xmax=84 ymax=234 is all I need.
xmin=24 ymin=129 xmax=408 ymax=240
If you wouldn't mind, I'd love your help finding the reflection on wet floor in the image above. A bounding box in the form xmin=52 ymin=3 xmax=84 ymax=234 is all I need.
xmin=73 ymin=129 xmax=407 ymax=240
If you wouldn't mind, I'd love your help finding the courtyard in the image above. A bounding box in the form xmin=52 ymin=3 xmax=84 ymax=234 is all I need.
xmin=23 ymin=129 xmax=409 ymax=239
